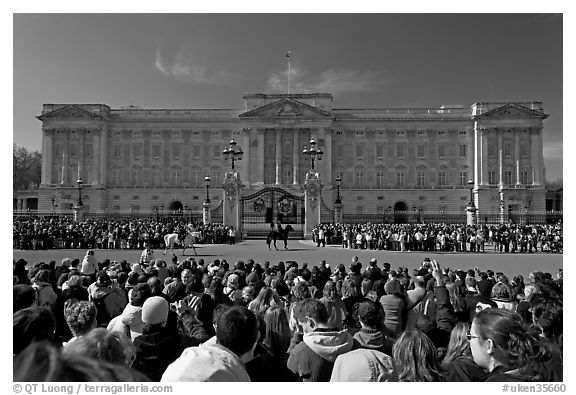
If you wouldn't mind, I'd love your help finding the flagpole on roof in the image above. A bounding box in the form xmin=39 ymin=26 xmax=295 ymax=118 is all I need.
xmin=286 ymin=50 xmax=291 ymax=95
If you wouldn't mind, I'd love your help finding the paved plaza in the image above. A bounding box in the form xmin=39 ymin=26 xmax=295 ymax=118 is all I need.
xmin=13 ymin=240 xmax=562 ymax=280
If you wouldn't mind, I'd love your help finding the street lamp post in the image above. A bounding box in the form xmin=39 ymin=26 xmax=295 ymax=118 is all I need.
xmin=222 ymin=138 xmax=243 ymax=170
xmin=302 ymin=137 xmax=323 ymax=171
xmin=76 ymin=178 xmax=84 ymax=207
xmin=74 ymin=178 xmax=84 ymax=222
xmin=204 ymin=176 xmax=211 ymax=204
xmin=333 ymin=175 xmax=343 ymax=224
xmin=203 ymin=176 xmax=211 ymax=225
xmin=335 ymin=175 xmax=342 ymax=204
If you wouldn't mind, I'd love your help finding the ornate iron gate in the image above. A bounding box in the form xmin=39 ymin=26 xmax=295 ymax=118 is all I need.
xmin=241 ymin=187 xmax=304 ymax=238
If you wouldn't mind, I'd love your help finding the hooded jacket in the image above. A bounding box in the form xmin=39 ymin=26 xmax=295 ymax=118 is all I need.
xmin=330 ymin=348 xmax=396 ymax=382
xmin=133 ymin=325 xmax=199 ymax=381
xmin=287 ymin=328 xmax=354 ymax=382
xmin=161 ymin=343 xmax=250 ymax=382
xmin=352 ymin=328 xmax=393 ymax=356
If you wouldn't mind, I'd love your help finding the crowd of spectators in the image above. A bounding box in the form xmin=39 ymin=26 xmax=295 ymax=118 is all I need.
xmin=312 ymin=223 xmax=563 ymax=253
xmin=14 ymin=249 xmax=562 ymax=382
xmin=13 ymin=217 xmax=234 ymax=250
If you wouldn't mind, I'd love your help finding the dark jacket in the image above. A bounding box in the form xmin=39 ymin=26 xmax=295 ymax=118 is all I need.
xmin=484 ymin=365 xmax=534 ymax=382
xmin=132 ymin=324 xmax=199 ymax=381
xmin=466 ymin=294 xmax=498 ymax=322
xmin=442 ymin=356 xmax=487 ymax=382
xmin=245 ymin=343 xmax=298 ymax=382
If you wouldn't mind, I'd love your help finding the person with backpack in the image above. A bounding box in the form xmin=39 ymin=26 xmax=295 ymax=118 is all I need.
xmin=88 ymin=271 xmax=127 ymax=328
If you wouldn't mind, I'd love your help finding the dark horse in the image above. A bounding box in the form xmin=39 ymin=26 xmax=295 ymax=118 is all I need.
xmin=266 ymin=224 xmax=294 ymax=250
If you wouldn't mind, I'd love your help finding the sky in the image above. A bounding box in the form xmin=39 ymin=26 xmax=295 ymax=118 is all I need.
xmin=12 ymin=12 xmax=563 ymax=181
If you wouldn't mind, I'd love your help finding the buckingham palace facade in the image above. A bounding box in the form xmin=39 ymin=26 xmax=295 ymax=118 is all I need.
xmin=35 ymin=92 xmax=547 ymax=221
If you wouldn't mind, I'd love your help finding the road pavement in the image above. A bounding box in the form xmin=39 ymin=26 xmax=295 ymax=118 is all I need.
xmin=13 ymin=240 xmax=562 ymax=280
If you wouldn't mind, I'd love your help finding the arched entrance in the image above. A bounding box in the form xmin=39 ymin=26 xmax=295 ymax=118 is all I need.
xmin=167 ymin=200 xmax=184 ymax=212
xmin=393 ymin=201 xmax=409 ymax=224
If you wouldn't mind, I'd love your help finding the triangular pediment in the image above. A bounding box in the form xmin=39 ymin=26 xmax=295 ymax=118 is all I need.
xmin=37 ymin=105 xmax=102 ymax=121
xmin=239 ymin=98 xmax=333 ymax=119
xmin=473 ymin=103 xmax=548 ymax=120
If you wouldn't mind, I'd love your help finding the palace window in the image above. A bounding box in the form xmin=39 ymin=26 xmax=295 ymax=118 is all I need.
xmin=460 ymin=171 xmax=468 ymax=186
xmin=396 ymin=171 xmax=405 ymax=187
xmin=488 ymin=143 xmax=497 ymax=158
xmin=70 ymin=143 xmax=78 ymax=158
xmin=438 ymin=144 xmax=446 ymax=159
xmin=213 ymin=144 xmax=221 ymax=159
xmin=504 ymin=171 xmax=513 ymax=185
xmin=113 ymin=144 xmax=121 ymax=159
xmin=152 ymin=168 xmax=161 ymax=186
xmin=438 ymin=171 xmax=447 ymax=186
xmin=113 ymin=168 xmax=121 ymax=186
xmin=191 ymin=168 xmax=201 ymax=187
xmin=355 ymin=168 xmax=365 ymax=187
xmin=356 ymin=144 xmax=364 ymax=159
xmin=417 ymin=145 xmax=425 ymax=159
xmin=520 ymin=143 xmax=529 ymax=157
xmin=376 ymin=144 xmax=384 ymax=159
xmin=504 ymin=143 xmax=512 ymax=158
xmin=488 ymin=171 xmax=497 ymax=185
xmin=172 ymin=143 xmax=180 ymax=159
xmin=520 ymin=170 xmax=529 ymax=185
xmin=417 ymin=171 xmax=425 ymax=187
xmin=132 ymin=143 xmax=142 ymax=158
xmin=335 ymin=144 xmax=344 ymax=160
xmin=376 ymin=168 xmax=385 ymax=187
xmin=152 ymin=144 xmax=161 ymax=159
xmin=85 ymin=143 xmax=93 ymax=158
xmin=131 ymin=167 xmax=142 ymax=186
xmin=459 ymin=144 xmax=467 ymax=158
xmin=396 ymin=143 xmax=405 ymax=158
xmin=192 ymin=144 xmax=200 ymax=159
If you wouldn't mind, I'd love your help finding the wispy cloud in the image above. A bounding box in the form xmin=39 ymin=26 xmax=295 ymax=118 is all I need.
xmin=154 ymin=48 xmax=237 ymax=85
xmin=543 ymin=141 xmax=563 ymax=159
xmin=267 ymin=63 xmax=391 ymax=93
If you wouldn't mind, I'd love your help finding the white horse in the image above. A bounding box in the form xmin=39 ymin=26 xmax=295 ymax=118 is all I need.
xmin=164 ymin=232 xmax=197 ymax=256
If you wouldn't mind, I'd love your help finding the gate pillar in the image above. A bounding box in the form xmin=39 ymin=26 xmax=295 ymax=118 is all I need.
xmin=334 ymin=200 xmax=343 ymax=224
xmin=304 ymin=171 xmax=321 ymax=239
xmin=222 ymin=170 xmax=243 ymax=237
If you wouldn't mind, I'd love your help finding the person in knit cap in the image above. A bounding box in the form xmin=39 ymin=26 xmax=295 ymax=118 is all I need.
xmin=132 ymin=296 xmax=198 ymax=381
xmin=224 ymin=273 xmax=242 ymax=302
xmin=80 ymin=250 xmax=99 ymax=283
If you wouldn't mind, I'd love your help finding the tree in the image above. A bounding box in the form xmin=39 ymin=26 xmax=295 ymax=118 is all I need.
xmin=13 ymin=144 xmax=42 ymax=190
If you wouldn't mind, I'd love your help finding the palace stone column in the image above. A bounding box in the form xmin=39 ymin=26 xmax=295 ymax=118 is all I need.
xmin=293 ymin=130 xmax=299 ymax=185
xmin=61 ymin=130 xmax=69 ymax=185
xmin=481 ymin=128 xmax=489 ymax=186
xmin=41 ymin=128 xmax=53 ymax=185
xmin=515 ymin=129 xmax=521 ymax=186
xmin=256 ymin=129 xmax=265 ymax=186
xmin=530 ymin=127 xmax=542 ymax=186
xmin=242 ymin=128 xmax=251 ymax=185
xmin=275 ymin=129 xmax=282 ymax=184
xmin=99 ymin=126 xmax=108 ymax=186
